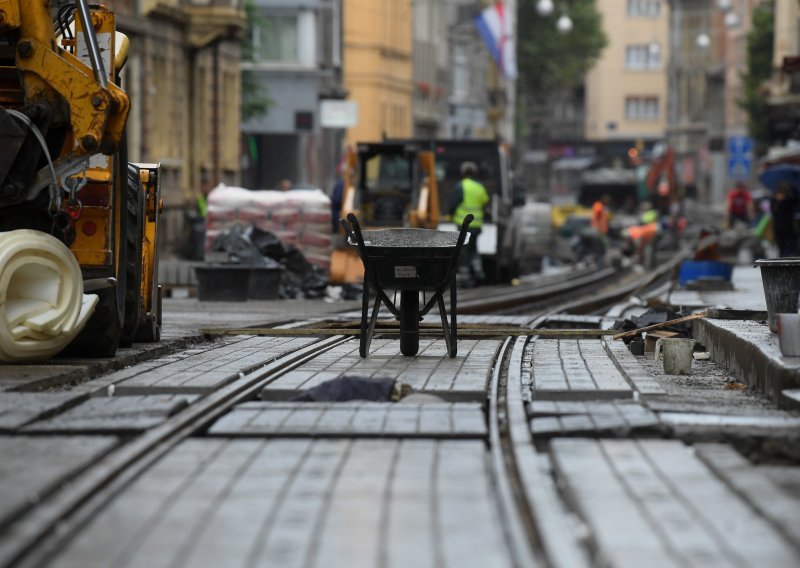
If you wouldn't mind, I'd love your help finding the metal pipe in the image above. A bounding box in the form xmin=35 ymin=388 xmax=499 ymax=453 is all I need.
xmin=75 ymin=0 xmax=108 ymax=89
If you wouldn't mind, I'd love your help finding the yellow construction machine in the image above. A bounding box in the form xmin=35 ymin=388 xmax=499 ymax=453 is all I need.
xmin=330 ymin=141 xmax=440 ymax=284
xmin=0 ymin=1 xmax=161 ymax=356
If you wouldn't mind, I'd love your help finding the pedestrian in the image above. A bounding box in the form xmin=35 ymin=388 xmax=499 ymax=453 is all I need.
xmin=330 ymin=176 xmax=344 ymax=233
xmin=449 ymin=161 xmax=490 ymax=286
xmin=770 ymin=182 xmax=798 ymax=257
xmin=726 ymin=181 xmax=754 ymax=228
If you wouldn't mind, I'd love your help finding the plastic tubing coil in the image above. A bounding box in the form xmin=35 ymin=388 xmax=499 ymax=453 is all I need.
xmin=0 ymin=230 xmax=98 ymax=362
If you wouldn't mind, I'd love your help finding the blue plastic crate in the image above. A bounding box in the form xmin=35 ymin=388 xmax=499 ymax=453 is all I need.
xmin=678 ymin=260 xmax=733 ymax=287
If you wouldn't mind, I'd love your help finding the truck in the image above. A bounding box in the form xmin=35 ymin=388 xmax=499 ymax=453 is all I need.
xmin=382 ymin=138 xmax=531 ymax=282
xmin=330 ymin=141 xmax=440 ymax=284
xmin=0 ymin=1 xmax=161 ymax=357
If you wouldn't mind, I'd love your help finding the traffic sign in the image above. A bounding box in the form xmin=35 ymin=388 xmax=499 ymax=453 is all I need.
xmin=727 ymin=135 xmax=753 ymax=180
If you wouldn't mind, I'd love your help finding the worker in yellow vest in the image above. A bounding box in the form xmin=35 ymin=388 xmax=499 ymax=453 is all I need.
xmin=449 ymin=161 xmax=490 ymax=286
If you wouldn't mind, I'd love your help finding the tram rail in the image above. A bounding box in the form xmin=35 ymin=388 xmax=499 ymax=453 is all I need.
xmin=3 ymin=251 xmax=692 ymax=568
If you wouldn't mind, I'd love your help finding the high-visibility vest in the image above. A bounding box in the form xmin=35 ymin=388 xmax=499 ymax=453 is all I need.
xmin=454 ymin=178 xmax=490 ymax=228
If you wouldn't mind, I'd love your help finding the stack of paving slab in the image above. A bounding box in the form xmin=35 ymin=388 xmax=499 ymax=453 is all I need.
xmin=205 ymin=184 xmax=333 ymax=270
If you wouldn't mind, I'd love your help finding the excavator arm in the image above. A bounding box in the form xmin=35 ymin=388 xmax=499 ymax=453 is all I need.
xmin=0 ymin=0 xmax=129 ymax=205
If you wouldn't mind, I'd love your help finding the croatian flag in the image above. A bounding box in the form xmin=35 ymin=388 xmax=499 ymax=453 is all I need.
xmin=475 ymin=1 xmax=518 ymax=80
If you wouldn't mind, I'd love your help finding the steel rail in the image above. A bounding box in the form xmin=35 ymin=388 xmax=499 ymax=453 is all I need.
xmin=4 ymin=336 xmax=352 ymax=568
xmin=487 ymin=337 xmax=542 ymax=567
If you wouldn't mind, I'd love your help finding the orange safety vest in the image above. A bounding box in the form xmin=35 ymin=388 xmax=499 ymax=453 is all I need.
xmin=591 ymin=201 xmax=608 ymax=235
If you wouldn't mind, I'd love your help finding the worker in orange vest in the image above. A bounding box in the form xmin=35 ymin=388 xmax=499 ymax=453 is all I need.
xmin=591 ymin=194 xmax=611 ymax=236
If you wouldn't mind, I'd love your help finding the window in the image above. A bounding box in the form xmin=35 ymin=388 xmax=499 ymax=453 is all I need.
xmin=253 ymin=15 xmax=299 ymax=62
xmin=627 ymin=0 xmax=661 ymax=18
xmin=625 ymin=96 xmax=660 ymax=120
xmin=625 ymin=44 xmax=661 ymax=70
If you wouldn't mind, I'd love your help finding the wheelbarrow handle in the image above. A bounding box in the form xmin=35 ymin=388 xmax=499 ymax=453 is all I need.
xmin=344 ymin=213 xmax=369 ymax=261
xmin=338 ymin=217 xmax=356 ymax=243
xmin=456 ymin=214 xmax=474 ymax=250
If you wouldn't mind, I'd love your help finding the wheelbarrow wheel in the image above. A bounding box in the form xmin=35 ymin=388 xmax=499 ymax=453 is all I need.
xmin=399 ymin=290 xmax=419 ymax=356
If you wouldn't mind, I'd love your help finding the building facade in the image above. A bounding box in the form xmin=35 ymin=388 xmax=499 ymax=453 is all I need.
xmin=117 ymin=0 xmax=246 ymax=255
xmin=585 ymin=0 xmax=670 ymax=150
xmin=241 ymin=0 xmax=345 ymax=191
xmin=343 ymin=0 xmax=413 ymax=144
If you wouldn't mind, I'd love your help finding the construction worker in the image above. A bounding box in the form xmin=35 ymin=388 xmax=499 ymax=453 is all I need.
xmin=450 ymin=161 xmax=490 ymax=286
xmin=591 ymin=193 xmax=611 ymax=236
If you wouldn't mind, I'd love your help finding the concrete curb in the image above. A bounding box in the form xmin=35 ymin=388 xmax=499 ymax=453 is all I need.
xmin=694 ymin=318 xmax=800 ymax=409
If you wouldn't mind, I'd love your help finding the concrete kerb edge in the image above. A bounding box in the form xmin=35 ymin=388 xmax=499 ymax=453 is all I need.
xmin=694 ymin=319 xmax=800 ymax=409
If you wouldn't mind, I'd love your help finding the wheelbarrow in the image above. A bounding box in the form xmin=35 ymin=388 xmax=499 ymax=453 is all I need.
xmin=340 ymin=213 xmax=473 ymax=358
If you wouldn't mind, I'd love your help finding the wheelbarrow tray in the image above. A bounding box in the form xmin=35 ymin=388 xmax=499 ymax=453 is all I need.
xmin=350 ymin=228 xmax=470 ymax=291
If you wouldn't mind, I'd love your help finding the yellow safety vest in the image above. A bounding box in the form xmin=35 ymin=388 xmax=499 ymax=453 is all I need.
xmin=454 ymin=178 xmax=489 ymax=228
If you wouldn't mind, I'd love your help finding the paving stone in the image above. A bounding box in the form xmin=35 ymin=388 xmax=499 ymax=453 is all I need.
xmin=658 ymin=412 xmax=800 ymax=432
xmin=0 ymin=392 xmax=87 ymax=432
xmin=207 ymin=401 xmax=486 ymax=438
xmin=550 ymin=438 xmax=800 ymax=567
xmin=528 ymin=339 xmax=632 ymax=401
xmin=0 ymin=436 xmax=118 ymax=532
xmin=0 ymin=365 xmax=86 ymax=392
xmin=22 ymin=395 xmax=197 ymax=434
xmin=110 ymin=336 xmax=319 ymax=394
xmin=260 ymin=338 xmax=500 ymax=400
xmin=50 ymin=438 xmax=513 ymax=568
xmin=603 ymin=336 xmax=668 ymax=397
xmin=694 ymin=443 xmax=800 ymax=548
xmin=530 ymin=400 xmax=659 ymax=437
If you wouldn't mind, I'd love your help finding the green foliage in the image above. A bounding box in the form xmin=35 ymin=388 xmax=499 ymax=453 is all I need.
xmin=517 ymin=0 xmax=608 ymax=100
xmin=241 ymin=0 xmax=273 ymax=121
xmin=738 ymin=0 xmax=774 ymax=156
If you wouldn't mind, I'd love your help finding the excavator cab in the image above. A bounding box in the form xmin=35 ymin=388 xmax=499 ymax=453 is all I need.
xmin=330 ymin=142 xmax=439 ymax=284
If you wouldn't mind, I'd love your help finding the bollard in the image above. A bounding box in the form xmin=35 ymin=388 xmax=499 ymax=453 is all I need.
xmin=658 ymin=337 xmax=694 ymax=374
xmin=777 ymin=313 xmax=800 ymax=357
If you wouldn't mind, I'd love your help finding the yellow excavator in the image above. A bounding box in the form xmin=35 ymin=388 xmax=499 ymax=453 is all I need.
xmin=330 ymin=141 xmax=440 ymax=284
xmin=0 ymin=1 xmax=161 ymax=356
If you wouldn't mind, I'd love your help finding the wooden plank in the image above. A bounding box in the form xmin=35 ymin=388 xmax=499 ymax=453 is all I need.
xmin=612 ymin=312 xmax=707 ymax=340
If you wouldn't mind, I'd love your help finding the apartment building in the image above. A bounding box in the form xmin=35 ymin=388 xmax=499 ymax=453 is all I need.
xmin=585 ymin=0 xmax=670 ymax=153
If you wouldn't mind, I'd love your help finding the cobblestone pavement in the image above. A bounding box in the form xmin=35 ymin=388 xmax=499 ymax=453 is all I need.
xmin=0 ymin=284 xmax=799 ymax=567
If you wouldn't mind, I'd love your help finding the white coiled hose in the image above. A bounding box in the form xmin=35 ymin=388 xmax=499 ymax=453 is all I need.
xmin=0 ymin=230 xmax=98 ymax=362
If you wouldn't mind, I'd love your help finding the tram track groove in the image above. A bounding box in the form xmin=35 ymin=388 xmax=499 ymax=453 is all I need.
xmin=4 ymin=336 xmax=352 ymax=568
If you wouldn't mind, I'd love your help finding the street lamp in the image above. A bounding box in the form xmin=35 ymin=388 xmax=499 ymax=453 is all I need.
xmin=537 ymin=0 xmax=554 ymax=16
xmin=696 ymin=32 xmax=711 ymax=48
xmin=556 ymin=12 xmax=573 ymax=34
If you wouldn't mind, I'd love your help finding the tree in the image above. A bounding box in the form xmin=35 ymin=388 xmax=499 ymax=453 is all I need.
xmin=738 ymin=0 xmax=774 ymax=156
xmin=241 ymin=0 xmax=273 ymax=122
xmin=517 ymin=0 xmax=608 ymax=100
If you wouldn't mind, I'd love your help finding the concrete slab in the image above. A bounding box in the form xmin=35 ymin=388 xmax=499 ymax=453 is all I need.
xmin=529 ymin=339 xmax=632 ymax=401
xmin=112 ymin=336 xmax=320 ymax=395
xmin=603 ymin=336 xmax=668 ymax=398
xmin=207 ymin=401 xmax=487 ymax=438
xmin=260 ymin=338 xmax=501 ymax=401
xmin=0 ymin=436 xmax=118 ymax=532
xmin=694 ymin=444 xmax=800 ymax=549
xmin=49 ymin=438 xmax=513 ymax=568
xmin=667 ymin=265 xmax=767 ymax=311
xmin=550 ymin=438 xmax=800 ymax=567
xmin=530 ymin=400 xmax=660 ymax=438
xmin=0 ymin=365 xmax=86 ymax=392
xmin=0 ymin=392 xmax=87 ymax=432
xmin=22 ymin=395 xmax=198 ymax=435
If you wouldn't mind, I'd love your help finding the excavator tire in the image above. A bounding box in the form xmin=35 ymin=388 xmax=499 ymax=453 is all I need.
xmin=65 ymin=152 xmax=133 ymax=357
xmin=119 ymin=166 xmax=144 ymax=346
